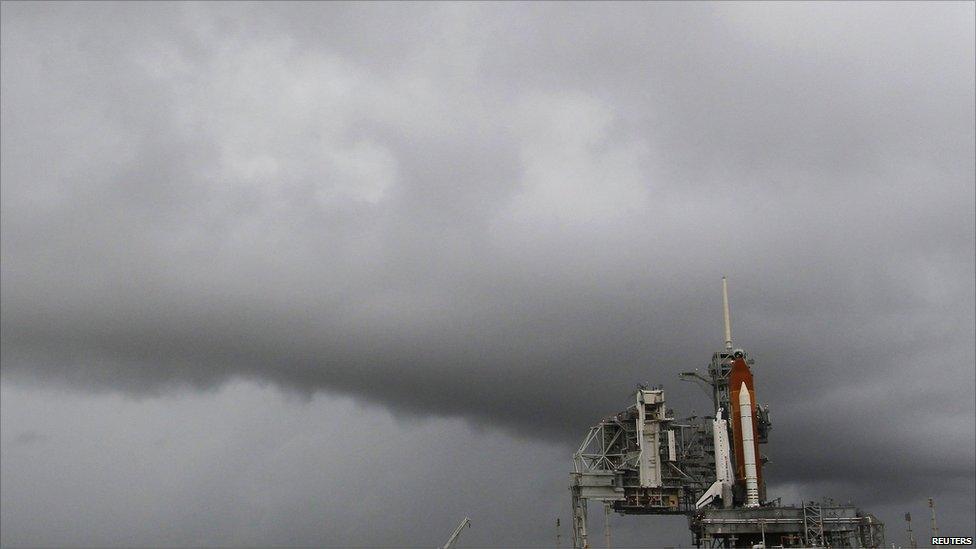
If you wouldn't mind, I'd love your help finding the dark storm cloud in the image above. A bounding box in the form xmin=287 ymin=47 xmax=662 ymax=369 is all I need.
xmin=2 ymin=0 xmax=974 ymax=533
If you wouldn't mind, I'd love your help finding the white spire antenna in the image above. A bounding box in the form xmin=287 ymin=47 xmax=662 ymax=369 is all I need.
xmin=722 ymin=276 xmax=733 ymax=351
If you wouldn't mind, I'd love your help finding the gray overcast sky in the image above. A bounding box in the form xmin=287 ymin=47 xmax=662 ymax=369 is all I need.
xmin=1 ymin=1 xmax=974 ymax=547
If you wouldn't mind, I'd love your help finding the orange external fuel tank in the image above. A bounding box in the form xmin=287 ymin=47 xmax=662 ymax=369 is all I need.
xmin=728 ymin=356 xmax=763 ymax=500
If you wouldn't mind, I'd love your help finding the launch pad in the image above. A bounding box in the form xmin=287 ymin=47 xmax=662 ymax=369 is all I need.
xmin=569 ymin=279 xmax=885 ymax=548
xmin=692 ymin=503 xmax=885 ymax=548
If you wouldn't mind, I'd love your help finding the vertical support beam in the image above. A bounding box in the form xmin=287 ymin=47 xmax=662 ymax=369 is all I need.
xmin=604 ymin=503 xmax=611 ymax=549
xmin=803 ymin=503 xmax=825 ymax=546
xmin=637 ymin=390 xmax=664 ymax=488
xmin=667 ymin=430 xmax=677 ymax=462
xmin=571 ymin=482 xmax=589 ymax=549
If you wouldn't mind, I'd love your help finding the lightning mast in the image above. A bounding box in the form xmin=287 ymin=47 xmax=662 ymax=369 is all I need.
xmin=723 ymin=276 xmax=733 ymax=351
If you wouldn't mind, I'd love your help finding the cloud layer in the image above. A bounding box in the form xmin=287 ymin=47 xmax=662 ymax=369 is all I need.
xmin=2 ymin=2 xmax=974 ymax=544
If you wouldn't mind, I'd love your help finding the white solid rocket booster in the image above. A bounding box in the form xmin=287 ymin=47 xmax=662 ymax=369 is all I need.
xmin=738 ymin=381 xmax=760 ymax=507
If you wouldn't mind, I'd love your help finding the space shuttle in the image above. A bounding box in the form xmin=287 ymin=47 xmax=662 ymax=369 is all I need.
xmin=696 ymin=277 xmax=765 ymax=509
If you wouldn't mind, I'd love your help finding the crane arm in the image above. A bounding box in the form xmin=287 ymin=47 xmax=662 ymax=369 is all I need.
xmin=441 ymin=517 xmax=471 ymax=549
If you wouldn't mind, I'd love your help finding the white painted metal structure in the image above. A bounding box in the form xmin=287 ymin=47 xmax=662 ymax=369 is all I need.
xmin=570 ymin=388 xmax=691 ymax=548
xmin=637 ymin=389 xmax=666 ymax=488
